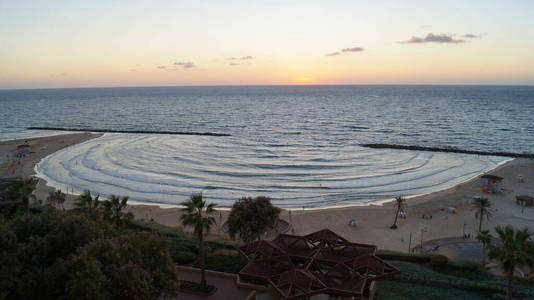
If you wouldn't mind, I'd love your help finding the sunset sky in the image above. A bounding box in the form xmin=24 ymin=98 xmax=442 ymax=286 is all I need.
xmin=1 ymin=0 xmax=534 ymax=89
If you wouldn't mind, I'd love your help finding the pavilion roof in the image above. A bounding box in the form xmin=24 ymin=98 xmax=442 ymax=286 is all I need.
xmin=238 ymin=229 xmax=400 ymax=299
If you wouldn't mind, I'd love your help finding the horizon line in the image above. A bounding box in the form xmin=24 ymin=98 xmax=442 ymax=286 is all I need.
xmin=2 ymin=82 xmax=534 ymax=91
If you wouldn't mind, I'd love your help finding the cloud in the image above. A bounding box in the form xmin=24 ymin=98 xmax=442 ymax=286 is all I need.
xmin=229 ymin=62 xmax=240 ymax=66
xmin=325 ymin=52 xmax=341 ymax=56
xmin=156 ymin=66 xmax=167 ymax=69
xmin=462 ymin=34 xmax=480 ymax=38
xmin=342 ymin=47 xmax=364 ymax=52
xmin=325 ymin=46 xmax=364 ymax=57
xmin=400 ymin=33 xmax=465 ymax=44
xmin=174 ymin=61 xmax=196 ymax=68
xmin=228 ymin=56 xmax=255 ymax=61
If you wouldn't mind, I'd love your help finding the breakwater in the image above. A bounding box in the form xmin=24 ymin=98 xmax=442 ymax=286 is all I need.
xmin=27 ymin=127 xmax=231 ymax=137
xmin=361 ymin=144 xmax=534 ymax=159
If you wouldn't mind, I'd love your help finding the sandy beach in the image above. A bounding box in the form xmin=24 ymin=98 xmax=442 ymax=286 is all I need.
xmin=1 ymin=133 xmax=533 ymax=252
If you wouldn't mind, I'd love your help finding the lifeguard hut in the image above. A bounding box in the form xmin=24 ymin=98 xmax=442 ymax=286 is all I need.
xmin=14 ymin=144 xmax=30 ymax=158
xmin=480 ymin=174 xmax=503 ymax=194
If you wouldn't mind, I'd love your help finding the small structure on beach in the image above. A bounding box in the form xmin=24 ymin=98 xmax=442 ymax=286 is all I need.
xmin=14 ymin=144 xmax=30 ymax=158
xmin=238 ymin=229 xmax=399 ymax=300
xmin=516 ymin=195 xmax=534 ymax=207
xmin=480 ymin=174 xmax=503 ymax=193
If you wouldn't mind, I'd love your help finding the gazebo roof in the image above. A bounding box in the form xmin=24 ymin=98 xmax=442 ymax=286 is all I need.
xmin=480 ymin=174 xmax=503 ymax=181
xmin=238 ymin=229 xmax=400 ymax=299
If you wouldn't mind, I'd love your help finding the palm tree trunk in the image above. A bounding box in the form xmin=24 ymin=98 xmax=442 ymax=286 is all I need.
xmin=478 ymin=209 xmax=483 ymax=232
xmin=481 ymin=243 xmax=486 ymax=267
xmin=199 ymin=231 xmax=207 ymax=289
xmin=506 ymin=270 xmax=513 ymax=300
xmin=391 ymin=207 xmax=399 ymax=229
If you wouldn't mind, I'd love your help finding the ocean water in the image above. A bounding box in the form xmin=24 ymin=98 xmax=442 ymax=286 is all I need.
xmin=2 ymin=85 xmax=533 ymax=207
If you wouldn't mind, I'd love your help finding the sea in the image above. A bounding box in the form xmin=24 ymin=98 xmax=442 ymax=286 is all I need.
xmin=1 ymin=85 xmax=533 ymax=208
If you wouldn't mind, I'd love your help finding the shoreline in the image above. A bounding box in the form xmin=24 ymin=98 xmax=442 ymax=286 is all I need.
xmin=1 ymin=132 xmax=532 ymax=251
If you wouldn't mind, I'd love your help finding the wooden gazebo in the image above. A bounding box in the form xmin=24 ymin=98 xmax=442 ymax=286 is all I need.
xmin=516 ymin=195 xmax=534 ymax=207
xmin=238 ymin=229 xmax=400 ymax=300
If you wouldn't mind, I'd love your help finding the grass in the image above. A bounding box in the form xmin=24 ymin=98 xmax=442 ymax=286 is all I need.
xmin=375 ymin=280 xmax=495 ymax=300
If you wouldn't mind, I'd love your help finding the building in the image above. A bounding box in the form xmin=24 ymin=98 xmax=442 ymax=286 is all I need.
xmin=480 ymin=174 xmax=503 ymax=194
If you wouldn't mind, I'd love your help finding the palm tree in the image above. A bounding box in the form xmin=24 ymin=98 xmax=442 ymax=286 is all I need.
xmin=390 ymin=196 xmax=406 ymax=229
xmin=180 ymin=192 xmax=216 ymax=289
xmin=6 ymin=177 xmax=37 ymax=214
xmin=476 ymin=229 xmax=492 ymax=267
xmin=74 ymin=190 xmax=101 ymax=212
xmin=472 ymin=197 xmax=494 ymax=232
xmin=102 ymin=195 xmax=130 ymax=227
xmin=47 ymin=190 xmax=66 ymax=209
xmin=488 ymin=226 xmax=534 ymax=300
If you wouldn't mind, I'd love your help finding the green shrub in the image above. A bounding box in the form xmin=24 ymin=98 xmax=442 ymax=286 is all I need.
xmin=196 ymin=254 xmax=248 ymax=274
xmin=448 ymin=260 xmax=482 ymax=272
xmin=170 ymin=245 xmax=196 ymax=264
xmin=376 ymin=250 xmax=433 ymax=263
xmin=429 ymin=254 xmax=449 ymax=270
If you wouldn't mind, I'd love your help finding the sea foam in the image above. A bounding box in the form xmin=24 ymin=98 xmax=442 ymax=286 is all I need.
xmin=35 ymin=133 xmax=508 ymax=208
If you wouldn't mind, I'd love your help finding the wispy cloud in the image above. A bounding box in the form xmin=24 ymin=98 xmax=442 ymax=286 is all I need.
xmin=228 ymin=56 xmax=255 ymax=61
xmin=462 ymin=33 xmax=480 ymax=38
xmin=174 ymin=61 xmax=196 ymax=68
xmin=325 ymin=46 xmax=364 ymax=57
xmin=229 ymin=62 xmax=240 ymax=66
xmin=342 ymin=47 xmax=364 ymax=52
xmin=325 ymin=52 xmax=341 ymax=57
xmin=400 ymin=33 xmax=464 ymax=44
xmin=156 ymin=66 xmax=167 ymax=69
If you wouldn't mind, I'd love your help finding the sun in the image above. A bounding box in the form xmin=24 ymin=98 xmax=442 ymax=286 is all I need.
xmin=294 ymin=76 xmax=316 ymax=85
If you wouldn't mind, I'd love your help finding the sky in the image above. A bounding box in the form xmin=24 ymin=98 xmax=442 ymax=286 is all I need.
xmin=1 ymin=0 xmax=534 ymax=89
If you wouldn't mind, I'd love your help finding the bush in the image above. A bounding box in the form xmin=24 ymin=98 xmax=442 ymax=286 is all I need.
xmin=170 ymin=246 xmax=196 ymax=264
xmin=429 ymin=254 xmax=449 ymax=270
xmin=448 ymin=260 xmax=482 ymax=272
xmin=376 ymin=250 xmax=433 ymax=263
xmin=196 ymin=254 xmax=248 ymax=274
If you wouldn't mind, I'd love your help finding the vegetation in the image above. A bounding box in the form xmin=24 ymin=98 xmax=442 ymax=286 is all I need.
xmin=73 ymin=190 xmax=101 ymax=212
xmin=179 ymin=192 xmax=217 ymax=290
xmin=0 ymin=179 xmax=180 ymax=299
xmin=0 ymin=209 xmax=178 ymax=299
xmin=390 ymin=196 xmax=405 ymax=229
xmin=471 ymin=197 xmax=494 ymax=232
xmin=226 ymin=196 xmax=281 ymax=243
xmin=196 ymin=254 xmax=248 ymax=274
xmin=101 ymin=195 xmax=132 ymax=227
xmin=5 ymin=177 xmax=37 ymax=215
xmin=46 ymin=189 xmax=66 ymax=209
xmin=476 ymin=229 xmax=492 ymax=267
xmin=488 ymin=225 xmax=534 ymax=300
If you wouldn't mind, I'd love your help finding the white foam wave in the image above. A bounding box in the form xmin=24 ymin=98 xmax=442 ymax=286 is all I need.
xmin=35 ymin=133 xmax=509 ymax=208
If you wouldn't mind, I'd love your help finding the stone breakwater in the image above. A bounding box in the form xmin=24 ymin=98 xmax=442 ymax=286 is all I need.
xmin=361 ymin=144 xmax=534 ymax=159
xmin=27 ymin=127 xmax=231 ymax=137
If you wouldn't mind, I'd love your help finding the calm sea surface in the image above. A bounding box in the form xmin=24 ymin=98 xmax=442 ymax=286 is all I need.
xmin=1 ymin=85 xmax=533 ymax=207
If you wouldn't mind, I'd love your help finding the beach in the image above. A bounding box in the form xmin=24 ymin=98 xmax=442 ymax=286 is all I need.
xmin=1 ymin=133 xmax=533 ymax=252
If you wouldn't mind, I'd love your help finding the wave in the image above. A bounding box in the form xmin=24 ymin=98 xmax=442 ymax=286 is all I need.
xmin=35 ymin=133 xmax=508 ymax=208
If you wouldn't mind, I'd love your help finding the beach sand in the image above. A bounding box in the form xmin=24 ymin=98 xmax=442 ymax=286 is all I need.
xmin=1 ymin=133 xmax=533 ymax=252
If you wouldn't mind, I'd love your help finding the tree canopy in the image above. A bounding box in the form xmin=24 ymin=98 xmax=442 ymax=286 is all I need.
xmin=0 ymin=207 xmax=178 ymax=299
xmin=226 ymin=196 xmax=281 ymax=243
